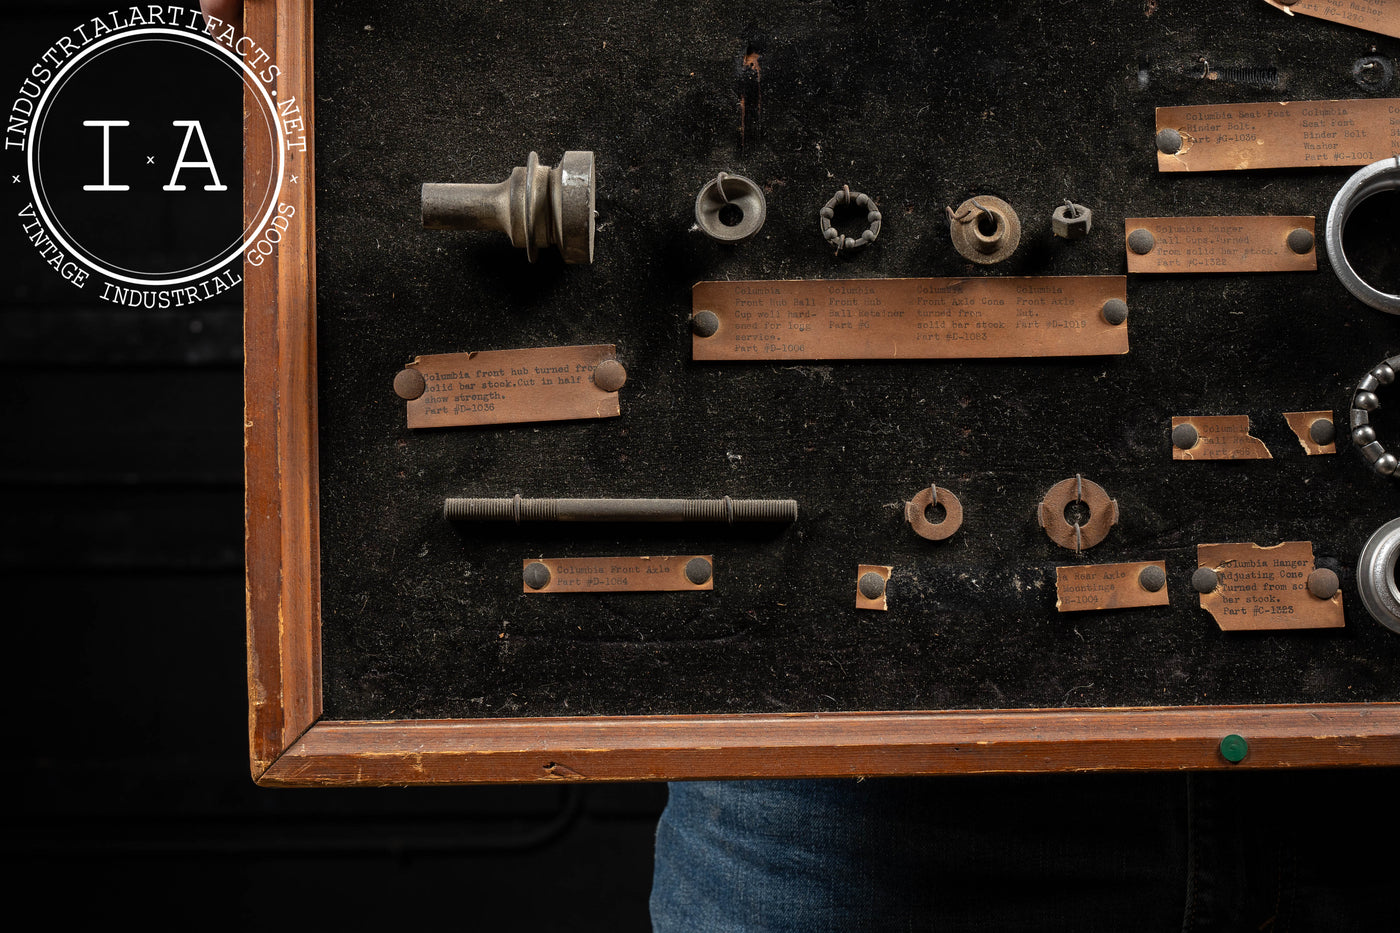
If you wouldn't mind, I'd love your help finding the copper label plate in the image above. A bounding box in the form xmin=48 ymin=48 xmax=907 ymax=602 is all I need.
xmin=1172 ymin=416 xmax=1273 ymax=460
xmin=522 ymin=556 xmax=713 ymax=593
xmin=691 ymin=277 xmax=1129 ymax=361
xmin=402 ymin=345 xmax=623 ymax=428
xmin=1125 ymin=217 xmax=1316 ymax=273
xmin=1155 ymin=99 xmax=1399 ymax=171
xmin=1284 ymin=410 xmax=1338 ymax=455
xmin=1263 ymin=0 xmax=1400 ymax=39
xmin=1196 ymin=542 xmax=1343 ymax=631
xmin=856 ymin=564 xmax=892 ymax=611
xmin=1055 ymin=561 xmax=1169 ymax=613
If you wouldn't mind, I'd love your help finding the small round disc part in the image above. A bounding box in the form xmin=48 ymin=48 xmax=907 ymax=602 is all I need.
xmin=1286 ymin=228 xmax=1315 ymax=255
xmin=1127 ymin=228 xmax=1156 ymax=255
xmin=1307 ymin=568 xmax=1339 ymax=600
xmin=1138 ymin=565 xmax=1167 ymax=593
xmin=1172 ymin=423 xmax=1199 ymax=450
xmin=523 ymin=562 xmax=552 ymax=590
xmin=592 ymin=359 xmax=627 ymax=392
xmin=684 ymin=557 xmax=713 ymax=586
xmin=905 ymin=486 xmax=964 ymax=541
xmin=858 ymin=571 xmax=887 ymax=600
xmin=1036 ymin=476 xmax=1118 ymax=551
xmin=1191 ymin=567 xmax=1219 ymax=594
xmin=1219 ymin=734 xmax=1249 ymax=764
xmin=393 ymin=368 xmax=427 ymax=401
xmin=692 ymin=310 xmax=720 ymax=338
xmin=1308 ymin=418 xmax=1336 ymax=446
xmin=1101 ymin=298 xmax=1128 ymax=326
xmin=1155 ymin=128 xmax=1183 ymax=155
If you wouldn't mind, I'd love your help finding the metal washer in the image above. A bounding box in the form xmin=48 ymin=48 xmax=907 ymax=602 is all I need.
xmin=905 ymin=486 xmax=963 ymax=541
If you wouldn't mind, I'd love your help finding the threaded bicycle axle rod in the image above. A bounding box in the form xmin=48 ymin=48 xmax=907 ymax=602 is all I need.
xmin=443 ymin=496 xmax=798 ymax=524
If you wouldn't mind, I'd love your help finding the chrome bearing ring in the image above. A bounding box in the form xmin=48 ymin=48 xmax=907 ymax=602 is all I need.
xmin=1325 ymin=156 xmax=1400 ymax=314
xmin=1350 ymin=354 xmax=1400 ymax=479
xmin=1358 ymin=517 xmax=1400 ymax=634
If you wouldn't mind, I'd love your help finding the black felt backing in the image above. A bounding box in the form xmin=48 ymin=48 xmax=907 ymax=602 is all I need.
xmin=313 ymin=0 xmax=1399 ymax=720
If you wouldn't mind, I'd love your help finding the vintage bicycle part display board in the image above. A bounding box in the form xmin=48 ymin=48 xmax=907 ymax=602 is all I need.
xmin=246 ymin=0 xmax=1400 ymax=785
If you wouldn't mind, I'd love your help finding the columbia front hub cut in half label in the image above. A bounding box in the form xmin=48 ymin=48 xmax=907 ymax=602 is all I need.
xmin=395 ymin=345 xmax=626 ymax=428
xmin=691 ymin=277 xmax=1129 ymax=360
xmin=1155 ymin=99 xmax=1399 ymax=171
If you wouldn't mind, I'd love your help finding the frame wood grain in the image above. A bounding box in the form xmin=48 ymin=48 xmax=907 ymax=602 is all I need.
xmin=244 ymin=0 xmax=1400 ymax=785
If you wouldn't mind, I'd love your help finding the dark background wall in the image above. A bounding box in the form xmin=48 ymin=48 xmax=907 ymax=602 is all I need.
xmin=4 ymin=3 xmax=660 ymax=926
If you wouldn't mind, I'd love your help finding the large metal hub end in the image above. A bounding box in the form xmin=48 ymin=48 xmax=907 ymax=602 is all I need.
xmin=421 ymin=150 xmax=596 ymax=263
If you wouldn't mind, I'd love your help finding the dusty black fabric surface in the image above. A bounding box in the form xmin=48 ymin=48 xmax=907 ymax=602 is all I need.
xmin=314 ymin=0 xmax=1399 ymax=720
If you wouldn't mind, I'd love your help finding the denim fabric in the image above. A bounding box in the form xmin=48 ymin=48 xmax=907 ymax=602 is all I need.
xmin=651 ymin=771 xmax=1393 ymax=932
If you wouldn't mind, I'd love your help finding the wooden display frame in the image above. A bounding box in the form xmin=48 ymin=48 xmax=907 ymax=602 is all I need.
xmin=244 ymin=1 xmax=1400 ymax=785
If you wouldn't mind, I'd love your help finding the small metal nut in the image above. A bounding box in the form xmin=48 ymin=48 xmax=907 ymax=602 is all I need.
xmin=1306 ymin=568 xmax=1339 ymax=600
xmin=1286 ymin=228 xmax=1315 ymax=255
xmin=692 ymin=310 xmax=720 ymax=338
xmin=592 ymin=359 xmax=627 ymax=392
xmin=1308 ymin=418 xmax=1336 ymax=446
xmin=393 ymin=368 xmax=427 ymax=401
xmin=1127 ymin=228 xmax=1156 ymax=255
xmin=694 ymin=172 xmax=767 ymax=243
xmin=524 ymin=562 xmax=552 ymax=590
xmin=1138 ymin=565 xmax=1167 ymax=593
xmin=1052 ymin=201 xmax=1093 ymax=239
xmin=684 ymin=557 xmax=713 ymax=586
xmin=1155 ymin=128 xmax=1183 ymax=155
xmin=1172 ymin=423 xmax=1199 ymax=450
xmin=1192 ymin=567 xmax=1219 ymax=594
xmin=858 ymin=571 xmax=887 ymax=600
xmin=1101 ymin=298 xmax=1128 ymax=326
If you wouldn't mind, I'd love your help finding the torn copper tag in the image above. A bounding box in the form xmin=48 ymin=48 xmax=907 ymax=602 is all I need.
xmin=1124 ymin=217 xmax=1316 ymax=273
xmin=1283 ymin=411 xmax=1338 ymax=455
xmin=691 ymin=277 xmax=1129 ymax=361
xmin=521 ymin=556 xmax=713 ymax=593
xmin=856 ymin=565 xmax=891 ymax=611
xmin=397 ymin=345 xmax=624 ymax=428
xmin=1194 ymin=542 xmax=1344 ymax=631
xmin=1171 ymin=416 xmax=1272 ymax=460
xmin=1262 ymin=0 xmax=1400 ymax=40
xmin=1055 ymin=561 xmax=1169 ymax=613
xmin=1155 ymin=99 xmax=1400 ymax=172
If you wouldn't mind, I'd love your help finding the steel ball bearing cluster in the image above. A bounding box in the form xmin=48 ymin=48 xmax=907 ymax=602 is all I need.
xmin=1351 ymin=354 xmax=1400 ymax=479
